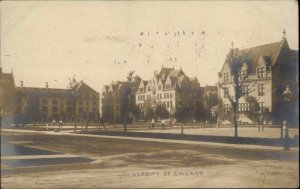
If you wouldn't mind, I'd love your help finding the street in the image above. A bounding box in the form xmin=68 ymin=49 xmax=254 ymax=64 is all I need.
xmin=1 ymin=129 xmax=299 ymax=188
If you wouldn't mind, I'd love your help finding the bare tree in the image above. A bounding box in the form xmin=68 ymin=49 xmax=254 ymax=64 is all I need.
xmin=219 ymin=48 xmax=254 ymax=138
xmin=68 ymin=75 xmax=80 ymax=132
xmin=123 ymin=71 xmax=135 ymax=133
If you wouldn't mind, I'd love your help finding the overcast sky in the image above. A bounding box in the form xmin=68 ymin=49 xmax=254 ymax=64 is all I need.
xmin=1 ymin=1 xmax=298 ymax=93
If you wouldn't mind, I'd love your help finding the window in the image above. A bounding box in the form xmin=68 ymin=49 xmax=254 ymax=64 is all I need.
xmin=259 ymin=102 xmax=264 ymax=111
xmin=42 ymin=99 xmax=47 ymax=105
xmin=224 ymin=73 xmax=230 ymax=83
xmin=258 ymin=84 xmax=265 ymax=96
xmin=224 ymin=104 xmax=230 ymax=114
xmin=139 ymin=87 xmax=144 ymax=92
xmin=52 ymin=99 xmax=57 ymax=105
xmin=238 ymin=103 xmax=250 ymax=113
xmin=166 ymin=84 xmax=171 ymax=89
xmin=52 ymin=106 xmax=58 ymax=112
xmin=223 ymin=87 xmax=229 ymax=98
xmin=258 ymin=68 xmax=265 ymax=78
xmin=67 ymin=100 xmax=72 ymax=105
xmin=152 ymin=89 xmax=156 ymax=95
xmin=170 ymin=93 xmax=172 ymax=98
xmin=167 ymin=101 xmax=169 ymax=108
xmin=158 ymin=85 xmax=161 ymax=90
xmin=242 ymin=85 xmax=249 ymax=97
xmin=239 ymin=70 xmax=247 ymax=80
xmin=170 ymin=101 xmax=172 ymax=108
xmin=67 ymin=107 xmax=72 ymax=112
xmin=42 ymin=107 xmax=48 ymax=112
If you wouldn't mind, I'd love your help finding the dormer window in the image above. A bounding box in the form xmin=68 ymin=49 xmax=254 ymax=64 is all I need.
xmin=239 ymin=70 xmax=247 ymax=80
xmin=158 ymin=85 xmax=161 ymax=90
xmin=166 ymin=84 xmax=171 ymax=89
xmin=139 ymin=87 xmax=144 ymax=92
xmin=258 ymin=68 xmax=265 ymax=78
xmin=224 ymin=73 xmax=230 ymax=83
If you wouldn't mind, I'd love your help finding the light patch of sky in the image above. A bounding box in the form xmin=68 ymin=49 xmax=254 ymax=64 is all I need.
xmin=1 ymin=1 xmax=298 ymax=93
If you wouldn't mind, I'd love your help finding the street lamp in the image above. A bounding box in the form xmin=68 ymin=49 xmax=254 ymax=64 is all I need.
xmin=282 ymin=85 xmax=293 ymax=150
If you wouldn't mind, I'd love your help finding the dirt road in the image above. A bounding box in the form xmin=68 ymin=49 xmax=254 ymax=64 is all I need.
xmin=1 ymin=131 xmax=299 ymax=188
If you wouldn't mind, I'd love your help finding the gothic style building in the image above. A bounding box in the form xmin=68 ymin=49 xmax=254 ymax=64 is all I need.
xmin=135 ymin=66 xmax=203 ymax=119
xmin=218 ymin=35 xmax=298 ymax=124
xmin=101 ymin=77 xmax=141 ymax=123
xmin=0 ymin=68 xmax=17 ymax=127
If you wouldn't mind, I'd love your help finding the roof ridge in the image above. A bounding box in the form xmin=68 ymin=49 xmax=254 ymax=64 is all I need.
xmin=239 ymin=41 xmax=282 ymax=52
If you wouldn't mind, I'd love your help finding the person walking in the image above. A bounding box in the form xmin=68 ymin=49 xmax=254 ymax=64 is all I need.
xmin=151 ymin=118 xmax=155 ymax=129
xmin=283 ymin=120 xmax=290 ymax=150
xmin=161 ymin=120 xmax=166 ymax=130
xmin=52 ymin=119 xmax=56 ymax=126
xmin=59 ymin=120 xmax=63 ymax=130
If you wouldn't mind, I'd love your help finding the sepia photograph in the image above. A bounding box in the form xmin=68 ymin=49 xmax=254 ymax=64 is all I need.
xmin=0 ymin=0 xmax=299 ymax=188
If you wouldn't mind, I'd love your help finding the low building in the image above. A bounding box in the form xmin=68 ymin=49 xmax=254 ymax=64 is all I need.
xmin=16 ymin=81 xmax=100 ymax=123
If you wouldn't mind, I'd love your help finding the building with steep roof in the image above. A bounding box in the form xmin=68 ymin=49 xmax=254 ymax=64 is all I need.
xmin=136 ymin=66 xmax=203 ymax=120
xmin=218 ymin=35 xmax=299 ymax=124
xmin=0 ymin=68 xmax=17 ymax=127
xmin=16 ymin=81 xmax=99 ymax=123
xmin=101 ymin=76 xmax=141 ymax=123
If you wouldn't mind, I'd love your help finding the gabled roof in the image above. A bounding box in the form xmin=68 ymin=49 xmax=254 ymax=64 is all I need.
xmin=169 ymin=69 xmax=184 ymax=77
xmin=160 ymin=67 xmax=174 ymax=75
xmin=142 ymin=80 xmax=148 ymax=86
xmin=222 ymin=39 xmax=287 ymax=74
xmin=73 ymin=81 xmax=99 ymax=94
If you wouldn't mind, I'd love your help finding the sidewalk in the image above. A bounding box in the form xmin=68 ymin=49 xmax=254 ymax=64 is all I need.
xmin=2 ymin=128 xmax=299 ymax=152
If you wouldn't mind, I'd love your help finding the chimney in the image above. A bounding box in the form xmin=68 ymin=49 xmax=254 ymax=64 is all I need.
xmin=45 ymin=82 xmax=48 ymax=89
xmin=20 ymin=81 xmax=23 ymax=88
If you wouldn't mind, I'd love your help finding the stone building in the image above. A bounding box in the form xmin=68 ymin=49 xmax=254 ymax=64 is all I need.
xmin=218 ymin=34 xmax=298 ymax=124
xmin=16 ymin=81 xmax=100 ymax=123
xmin=135 ymin=66 xmax=203 ymax=120
xmin=101 ymin=77 xmax=141 ymax=123
xmin=0 ymin=68 xmax=17 ymax=127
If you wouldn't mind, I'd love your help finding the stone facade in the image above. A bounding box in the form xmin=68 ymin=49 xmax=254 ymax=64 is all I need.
xmin=135 ymin=66 xmax=203 ymax=118
xmin=218 ymin=37 xmax=299 ymax=124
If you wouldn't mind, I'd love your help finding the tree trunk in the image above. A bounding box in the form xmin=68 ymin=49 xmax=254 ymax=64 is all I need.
xmin=124 ymin=116 xmax=127 ymax=133
xmin=233 ymin=109 xmax=238 ymax=138
xmin=74 ymin=113 xmax=77 ymax=133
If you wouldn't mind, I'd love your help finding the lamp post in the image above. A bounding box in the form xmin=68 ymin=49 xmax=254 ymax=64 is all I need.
xmin=282 ymin=85 xmax=293 ymax=150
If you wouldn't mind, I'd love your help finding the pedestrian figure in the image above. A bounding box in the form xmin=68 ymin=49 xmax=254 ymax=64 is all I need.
xmin=216 ymin=118 xmax=220 ymax=128
xmin=85 ymin=120 xmax=89 ymax=133
xmin=59 ymin=120 xmax=63 ymax=130
xmin=151 ymin=118 xmax=155 ymax=129
xmin=193 ymin=119 xmax=196 ymax=127
xmin=283 ymin=120 xmax=290 ymax=150
xmin=205 ymin=120 xmax=208 ymax=126
xmin=260 ymin=115 xmax=264 ymax=132
xmin=52 ymin=119 xmax=56 ymax=126
xmin=161 ymin=120 xmax=165 ymax=130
